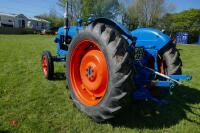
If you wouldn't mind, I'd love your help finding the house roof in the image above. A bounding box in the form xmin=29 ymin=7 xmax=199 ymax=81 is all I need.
xmin=0 ymin=12 xmax=18 ymax=17
xmin=0 ymin=12 xmax=28 ymax=19
xmin=0 ymin=12 xmax=50 ymax=23
xmin=28 ymin=17 xmax=50 ymax=23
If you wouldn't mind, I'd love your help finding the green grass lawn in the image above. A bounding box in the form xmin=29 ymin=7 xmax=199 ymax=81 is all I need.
xmin=0 ymin=35 xmax=199 ymax=133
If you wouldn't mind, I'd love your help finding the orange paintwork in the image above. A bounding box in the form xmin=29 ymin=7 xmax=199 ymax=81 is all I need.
xmin=158 ymin=58 xmax=165 ymax=74
xmin=42 ymin=56 xmax=48 ymax=76
xmin=69 ymin=40 xmax=108 ymax=106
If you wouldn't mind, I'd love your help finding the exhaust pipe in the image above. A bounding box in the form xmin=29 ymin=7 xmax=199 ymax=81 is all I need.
xmin=64 ymin=1 xmax=69 ymax=45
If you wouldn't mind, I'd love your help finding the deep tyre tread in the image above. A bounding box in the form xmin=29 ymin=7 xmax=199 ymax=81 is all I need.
xmin=161 ymin=42 xmax=182 ymax=75
xmin=41 ymin=51 xmax=54 ymax=80
xmin=66 ymin=23 xmax=133 ymax=122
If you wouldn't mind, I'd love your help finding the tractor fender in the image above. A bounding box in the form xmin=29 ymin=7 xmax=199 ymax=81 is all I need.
xmin=131 ymin=28 xmax=170 ymax=50
xmin=55 ymin=26 xmax=84 ymax=40
xmin=92 ymin=18 xmax=135 ymax=41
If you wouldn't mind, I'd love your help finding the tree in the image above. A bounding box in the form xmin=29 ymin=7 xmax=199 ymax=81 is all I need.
xmin=77 ymin=0 xmax=95 ymax=21
xmin=127 ymin=0 xmax=173 ymax=27
xmin=92 ymin=0 xmax=120 ymax=20
xmin=161 ymin=9 xmax=200 ymax=43
xmin=57 ymin=0 xmax=82 ymax=20
xmin=57 ymin=0 xmax=120 ymax=21
xmin=119 ymin=3 xmax=139 ymax=29
xmin=35 ymin=8 xmax=63 ymax=28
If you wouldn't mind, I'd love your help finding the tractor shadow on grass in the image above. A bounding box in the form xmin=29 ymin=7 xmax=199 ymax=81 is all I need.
xmin=0 ymin=130 xmax=11 ymax=133
xmin=52 ymin=72 xmax=66 ymax=80
xmin=0 ymin=131 xmax=10 ymax=133
xmin=109 ymin=85 xmax=200 ymax=129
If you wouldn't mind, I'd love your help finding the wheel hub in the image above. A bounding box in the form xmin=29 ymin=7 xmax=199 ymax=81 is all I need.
xmin=86 ymin=64 xmax=96 ymax=82
xmin=80 ymin=50 xmax=104 ymax=92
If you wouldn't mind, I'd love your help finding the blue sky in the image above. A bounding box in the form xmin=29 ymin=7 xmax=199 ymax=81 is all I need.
xmin=0 ymin=0 xmax=199 ymax=17
xmin=167 ymin=0 xmax=200 ymax=12
xmin=0 ymin=0 xmax=63 ymax=17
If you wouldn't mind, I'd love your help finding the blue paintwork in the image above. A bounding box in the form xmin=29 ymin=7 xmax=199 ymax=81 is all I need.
xmin=169 ymin=74 xmax=192 ymax=81
xmin=131 ymin=28 xmax=170 ymax=50
xmin=131 ymin=28 xmax=192 ymax=104
xmin=131 ymin=28 xmax=171 ymax=94
xmin=55 ymin=17 xmax=135 ymax=57
xmin=155 ymin=81 xmax=175 ymax=88
xmin=55 ymin=26 xmax=84 ymax=56
xmin=198 ymin=35 xmax=200 ymax=44
xmin=88 ymin=68 xmax=92 ymax=76
xmin=88 ymin=17 xmax=94 ymax=23
xmin=77 ymin=18 xmax=83 ymax=27
xmin=51 ymin=17 xmax=192 ymax=105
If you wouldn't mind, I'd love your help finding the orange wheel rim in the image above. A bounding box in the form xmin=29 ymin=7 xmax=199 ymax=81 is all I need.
xmin=158 ymin=58 xmax=165 ymax=74
xmin=42 ymin=56 xmax=48 ymax=76
xmin=148 ymin=56 xmax=165 ymax=74
xmin=69 ymin=40 xmax=108 ymax=106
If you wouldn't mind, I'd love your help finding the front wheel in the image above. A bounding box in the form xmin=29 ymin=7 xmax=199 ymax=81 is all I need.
xmin=66 ymin=23 xmax=133 ymax=122
xmin=41 ymin=51 xmax=54 ymax=80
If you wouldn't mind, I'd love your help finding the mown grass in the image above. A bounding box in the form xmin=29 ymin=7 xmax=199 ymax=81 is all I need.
xmin=0 ymin=35 xmax=199 ymax=133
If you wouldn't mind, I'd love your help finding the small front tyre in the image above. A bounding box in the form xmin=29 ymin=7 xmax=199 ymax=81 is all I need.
xmin=41 ymin=51 xmax=54 ymax=80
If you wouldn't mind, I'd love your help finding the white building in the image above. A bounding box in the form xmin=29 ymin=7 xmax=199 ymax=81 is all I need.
xmin=0 ymin=12 xmax=50 ymax=31
xmin=27 ymin=17 xmax=50 ymax=31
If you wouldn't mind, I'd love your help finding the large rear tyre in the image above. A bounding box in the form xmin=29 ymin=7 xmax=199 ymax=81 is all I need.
xmin=161 ymin=42 xmax=182 ymax=75
xmin=41 ymin=51 xmax=54 ymax=80
xmin=152 ymin=42 xmax=182 ymax=98
xmin=66 ymin=23 xmax=133 ymax=122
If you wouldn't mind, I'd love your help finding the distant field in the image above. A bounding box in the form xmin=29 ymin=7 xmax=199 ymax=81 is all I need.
xmin=0 ymin=35 xmax=199 ymax=133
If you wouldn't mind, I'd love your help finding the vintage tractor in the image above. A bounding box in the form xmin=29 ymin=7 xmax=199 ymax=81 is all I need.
xmin=41 ymin=3 xmax=192 ymax=122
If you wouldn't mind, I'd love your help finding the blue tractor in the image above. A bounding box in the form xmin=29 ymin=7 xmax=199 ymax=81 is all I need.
xmin=41 ymin=3 xmax=192 ymax=122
